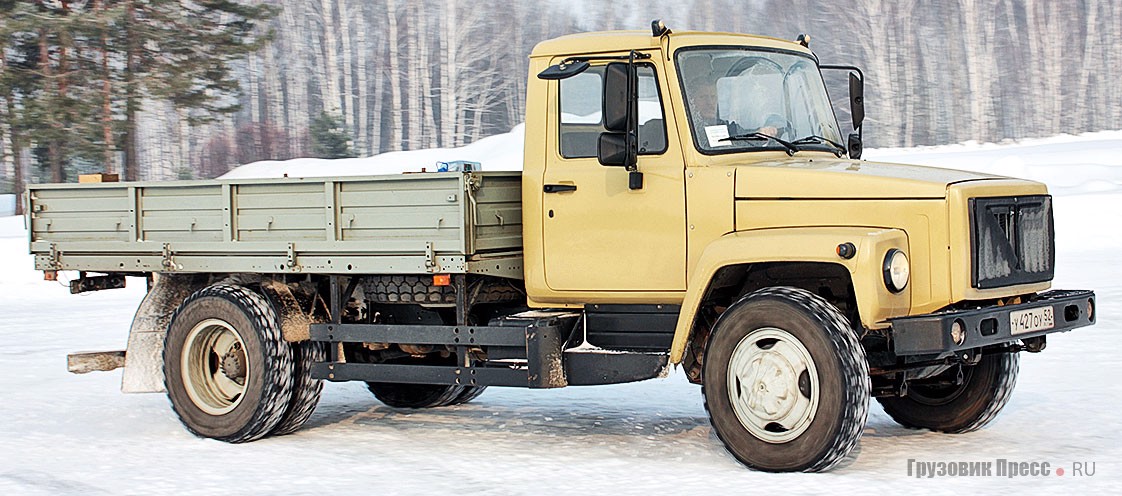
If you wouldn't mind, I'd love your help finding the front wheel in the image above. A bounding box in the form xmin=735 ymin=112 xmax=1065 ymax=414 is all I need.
xmin=877 ymin=352 xmax=1019 ymax=433
xmin=702 ymin=287 xmax=870 ymax=472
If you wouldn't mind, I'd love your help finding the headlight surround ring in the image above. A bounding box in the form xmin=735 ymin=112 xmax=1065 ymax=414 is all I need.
xmin=883 ymin=248 xmax=910 ymax=293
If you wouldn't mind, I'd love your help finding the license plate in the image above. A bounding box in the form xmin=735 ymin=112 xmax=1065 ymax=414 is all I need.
xmin=1010 ymin=306 xmax=1054 ymax=335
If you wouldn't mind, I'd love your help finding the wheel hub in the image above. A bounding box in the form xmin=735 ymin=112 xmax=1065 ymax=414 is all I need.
xmin=743 ymin=352 xmax=799 ymax=421
xmin=181 ymin=318 xmax=249 ymax=415
xmin=220 ymin=344 xmax=247 ymax=384
xmin=727 ymin=327 xmax=820 ymax=444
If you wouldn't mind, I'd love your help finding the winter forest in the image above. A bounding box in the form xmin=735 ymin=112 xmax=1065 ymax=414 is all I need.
xmin=1 ymin=0 xmax=1120 ymax=205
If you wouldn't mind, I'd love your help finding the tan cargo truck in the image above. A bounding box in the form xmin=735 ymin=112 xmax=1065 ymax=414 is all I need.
xmin=27 ymin=22 xmax=1096 ymax=472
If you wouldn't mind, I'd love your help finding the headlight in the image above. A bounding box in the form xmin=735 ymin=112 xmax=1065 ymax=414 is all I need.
xmin=883 ymin=249 xmax=909 ymax=293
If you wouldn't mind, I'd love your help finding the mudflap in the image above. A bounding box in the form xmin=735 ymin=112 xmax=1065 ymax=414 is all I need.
xmin=121 ymin=273 xmax=206 ymax=393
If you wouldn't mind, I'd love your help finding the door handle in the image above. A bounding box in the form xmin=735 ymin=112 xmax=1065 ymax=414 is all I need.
xmin=543 ymin=184 xmax=577 ymax=193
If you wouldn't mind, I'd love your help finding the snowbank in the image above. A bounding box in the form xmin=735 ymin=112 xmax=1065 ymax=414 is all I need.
xmin=220 ymin=124 xmax=526 ymax=179
xmin=0 ymin=194 xmax=14 ymax=217
xmin=865 ymin=130 xmax=1122 ymax=196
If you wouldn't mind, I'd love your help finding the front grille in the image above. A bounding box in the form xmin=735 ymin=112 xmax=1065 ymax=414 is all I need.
xmin=970 ymin=195 xmax=1054 ymax=289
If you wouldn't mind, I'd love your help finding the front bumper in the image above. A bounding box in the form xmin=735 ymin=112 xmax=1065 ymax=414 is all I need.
xmin=889 ymin=289 xmax=1096 ymax=356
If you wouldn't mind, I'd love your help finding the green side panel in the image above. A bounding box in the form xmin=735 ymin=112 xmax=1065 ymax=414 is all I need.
xmin=140 ymin=185 xmax=224 ymax=242
xmin=30 ymin=186 xmax=131 ymax=243
xmin=470 ymin=174 xmax=523 ymax=252
xmin=27 ymin=172 xmax=524 ymax=277
xmin=236 ymin=182 xmax=328 ymax=241
xmin=338 ymin=176 xmax=464 ymax=250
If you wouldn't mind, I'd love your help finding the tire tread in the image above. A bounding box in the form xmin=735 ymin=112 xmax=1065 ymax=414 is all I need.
xmin=702 ymin=286 xmax=871 ymax=472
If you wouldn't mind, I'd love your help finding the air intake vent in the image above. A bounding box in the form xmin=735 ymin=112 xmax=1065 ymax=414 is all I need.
xmin=970 ymin=196 xmax=1054 ymax=289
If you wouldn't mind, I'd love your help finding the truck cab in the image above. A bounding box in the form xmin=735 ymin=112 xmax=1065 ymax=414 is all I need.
xmin=521 ymin=27 xmax=1094 ymax=470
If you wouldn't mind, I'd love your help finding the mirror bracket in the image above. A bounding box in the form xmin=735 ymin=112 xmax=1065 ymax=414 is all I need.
xmin=629 ymin=171 xmax=644 ymax=190
xmin=820 ymin=64 xmax=865 ymax=159
xmin=538 ymin=53 xmax=651 ymax=80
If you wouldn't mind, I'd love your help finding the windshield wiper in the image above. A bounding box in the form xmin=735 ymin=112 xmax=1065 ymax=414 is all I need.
xmin=791 ymin=135 xmax=846 ymax=157
xmin=720 ymin=132 xmax=798 ymax=156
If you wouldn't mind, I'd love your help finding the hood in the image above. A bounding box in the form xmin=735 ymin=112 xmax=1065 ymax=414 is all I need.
xmin=733 ymin=157 xmax=1006 ymax=199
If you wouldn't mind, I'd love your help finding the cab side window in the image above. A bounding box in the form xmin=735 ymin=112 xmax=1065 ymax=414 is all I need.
xmin=559 ymin=65 xmax=667 ymax=158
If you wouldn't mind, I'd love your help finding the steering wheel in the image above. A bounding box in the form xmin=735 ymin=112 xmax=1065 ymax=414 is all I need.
xmin=760 ymin=113 xmax=795 ymax=140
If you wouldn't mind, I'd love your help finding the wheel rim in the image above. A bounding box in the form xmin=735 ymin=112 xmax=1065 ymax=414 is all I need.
xmin=726 ymin=327 xmax=820 ymax=444
xmin=181 ymin=318 xmax=249 ymax=415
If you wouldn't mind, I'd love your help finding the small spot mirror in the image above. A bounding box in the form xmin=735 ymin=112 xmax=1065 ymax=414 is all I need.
xmin=537 ymin=60 xmax=591 ymax=80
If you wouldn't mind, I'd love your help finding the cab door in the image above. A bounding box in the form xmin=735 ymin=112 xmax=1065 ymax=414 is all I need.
xmin=541 ymin=61 xmax=686 ymax=292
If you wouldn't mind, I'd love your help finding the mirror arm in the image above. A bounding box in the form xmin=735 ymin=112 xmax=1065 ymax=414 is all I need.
xmin=819 ymin=64 xmax=864 ymax=80
xmin=626 ymin=50 xmax=643 ymax=189
xmin=626 ymin=50 xmax=638 ymax=171
xmin=820 ymin=64 xmax=865 ymax=155
xmin=562 ymin=53 xmax=652 ymax=66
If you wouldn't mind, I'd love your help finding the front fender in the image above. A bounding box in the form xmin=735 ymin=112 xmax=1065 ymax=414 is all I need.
xmin=670 ymin=227 xmax=910 ymax=363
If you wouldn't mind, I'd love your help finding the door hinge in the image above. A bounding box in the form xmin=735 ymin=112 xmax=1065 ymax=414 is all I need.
xmin=425 ymin=241 xmax=440 ymax=272
xmin=161 ymin=243 xmax=176 ymax=270
xmin=286 ymin=242 xmax=299 ymax=270
xmin=48 ymin=242 xmax=61 ymax=269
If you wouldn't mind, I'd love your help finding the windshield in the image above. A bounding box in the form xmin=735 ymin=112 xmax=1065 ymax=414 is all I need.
xmin=677 ymin=48 xmax=843 ymax=154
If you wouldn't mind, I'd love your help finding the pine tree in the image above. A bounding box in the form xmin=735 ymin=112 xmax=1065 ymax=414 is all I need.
xmin=0 ymin=1 xmax=30 ymax=213
xmin=117 ymin=0 xmax=280 ymax=180
xmin=309 ymin=111 xmax=356 ymax=159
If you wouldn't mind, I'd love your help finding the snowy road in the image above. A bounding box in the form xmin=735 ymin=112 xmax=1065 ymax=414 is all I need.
xmin=3 ymin=136 xmax=1122 ymax=494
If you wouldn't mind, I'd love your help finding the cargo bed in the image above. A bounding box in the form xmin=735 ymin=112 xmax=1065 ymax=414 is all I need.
xmin=27 ymin=172 xmax=523 ymax=278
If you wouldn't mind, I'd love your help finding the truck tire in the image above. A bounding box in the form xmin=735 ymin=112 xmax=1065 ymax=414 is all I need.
xmin=270 ymin=340 xmax=327 ymax=436
xmin=163 ymin=284 xmax=294 ymax=443
xmin=364 ymin=275 xmax=522 ymax=304
xmin=877 ymin=352 xmax=1019 ymax=433
xmin=367 ymin=382 xmax=465 ymax=408
xmin=702 ymin=287 xmax=870 ymax=472
xmin=447 ymin=386 xmax=487 ymax=405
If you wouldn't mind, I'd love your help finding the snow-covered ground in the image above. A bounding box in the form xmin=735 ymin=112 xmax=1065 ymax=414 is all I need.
xmin=3 ymin=133 xmax=1121 ymax=494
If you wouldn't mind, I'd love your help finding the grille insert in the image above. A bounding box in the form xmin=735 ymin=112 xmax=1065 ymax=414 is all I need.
xmin=970 ymin=195 xmax=1054 ymax=289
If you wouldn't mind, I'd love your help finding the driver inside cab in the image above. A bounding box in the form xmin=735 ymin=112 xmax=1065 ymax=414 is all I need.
xmin=687 ymin=75 xmax=785 ymax=145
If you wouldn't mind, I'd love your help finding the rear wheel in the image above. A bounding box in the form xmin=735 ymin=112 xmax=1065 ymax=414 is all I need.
xmin=367 ymin=382 xmax=466 ymax=408
xmin=702 ymin=287 xmax=870 ymax=472
xmin=271 ymin=340 xmax=327 ymax=436
xmin=877 ymin=352 xmax=1019 ymax=433
xmin=363 ymin=352 xmax=485 ymax=408
xmin=447 ymin=386 xmax=487 ymax=405
xmin=359 ymin=301 xmax=489 ymax=408
xmin=363 ymin=346 xmax=467 ymax=408
xmin=163 ymin=284 xmax=293 ymax=443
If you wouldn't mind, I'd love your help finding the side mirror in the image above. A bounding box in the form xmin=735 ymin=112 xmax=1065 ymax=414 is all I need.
xmin=602 ymin=62 xmax=630 ymax=132
xmin=598 ymin=132 xmax=628 ymax=166
xmin=537 ymin=60 xmax=590 ymax=80
xmin=848 ymin=132 xmax=863 ymax=160
xmin=599 ymin=56 xmax=643 ymax=189
xmin=849 ymin=72 xmax=864 ymax=130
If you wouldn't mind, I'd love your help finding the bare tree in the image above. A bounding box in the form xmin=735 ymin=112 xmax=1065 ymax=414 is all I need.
xmin=385 ymin=0 xmax=404 ymax=151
